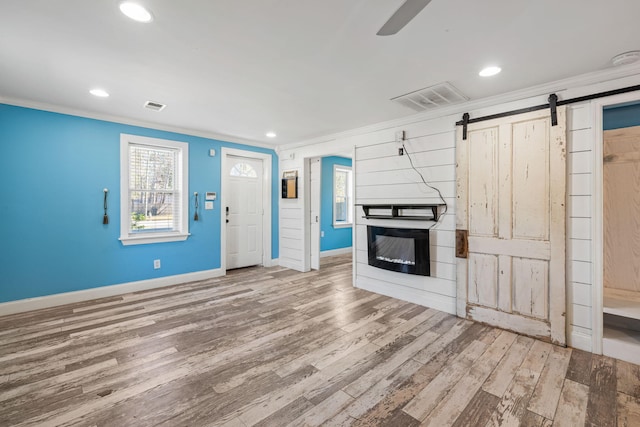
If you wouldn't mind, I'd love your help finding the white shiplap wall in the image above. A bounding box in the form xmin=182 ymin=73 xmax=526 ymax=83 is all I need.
xmin=279 ymin=157 xmax=306 ymax=271
xmin=278 ymin=70 xmax=640 ymax=353
xmin=566 ymin=102 xmax=595 ymax=351
xmin=353 ymin=117 xmax=458 ymax=314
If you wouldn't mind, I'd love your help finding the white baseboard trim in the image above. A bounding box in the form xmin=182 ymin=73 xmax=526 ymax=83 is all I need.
xmin=263 ymin=258 xmax=279 ymax=267
xmin=0 ymin=268 xmax=224 ymax=316
xmin=279 ymin=258 xmax=306 ymax=272
xmin=355 ymin=277 xmax=456 ymax=315
xmin=320 ymin=247 xmax=353 ymax=258
xmin=568 ymin=329 xmax=593 ymax=352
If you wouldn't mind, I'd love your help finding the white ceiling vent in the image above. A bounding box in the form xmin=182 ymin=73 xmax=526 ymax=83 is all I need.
xmin=392 ymin=82 xmax=468 ymax=112
xmin=144 ymin=101 xmax=166 ymax=111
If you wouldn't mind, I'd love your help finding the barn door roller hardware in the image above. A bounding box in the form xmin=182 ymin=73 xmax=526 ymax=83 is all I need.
xmin=457 ymin=83 xmax=640 ymax=140
xmin=548 ymin=93 xmax=558 ymax=126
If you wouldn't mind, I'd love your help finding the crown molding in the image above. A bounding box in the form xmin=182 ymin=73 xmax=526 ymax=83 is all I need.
xmin=278 ymin=63 xmax=640 ymax=152
xmin=0 ymin=96 xmax=276 ymax=150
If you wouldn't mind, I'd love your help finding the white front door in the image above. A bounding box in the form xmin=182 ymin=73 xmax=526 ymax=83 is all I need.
xmin=226 ymin=155 xmax=264 ymax=269
xmin=310 ymin=158 xmax=321 ymax=270
xmin=456 ymin=107 xmax=567 ymax=345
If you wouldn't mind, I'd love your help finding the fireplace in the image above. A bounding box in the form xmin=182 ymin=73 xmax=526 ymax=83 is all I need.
xmin=367 ymin=226 xmax=430 ymax=276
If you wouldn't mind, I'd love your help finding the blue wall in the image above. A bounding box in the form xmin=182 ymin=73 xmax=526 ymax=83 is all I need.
xmin=604 ymin=102 xmax=640 ymax=130
xmin=0 ymin=104 xmax=278 ymax=303
xmin=320 ymin=156 xmax=352 ymax=252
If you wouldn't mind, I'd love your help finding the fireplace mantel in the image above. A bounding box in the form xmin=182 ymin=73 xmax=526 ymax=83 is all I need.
xmin=360 ymin=204 xmax=445 ymax=222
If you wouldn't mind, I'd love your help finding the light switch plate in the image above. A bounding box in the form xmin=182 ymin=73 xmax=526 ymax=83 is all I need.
xmin=205 ymin=201 xmax=214 ymax=210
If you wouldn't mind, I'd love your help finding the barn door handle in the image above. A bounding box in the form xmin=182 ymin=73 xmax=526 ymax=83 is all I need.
xmin=456 ymin=229 xmax=468 ymax=259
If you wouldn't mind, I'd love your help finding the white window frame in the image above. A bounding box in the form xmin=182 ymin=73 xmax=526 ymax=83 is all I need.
xmin=119 ymin=134 xmax=190 ymax=246
xmin=333 ymin=165 xmax=353 ymax=228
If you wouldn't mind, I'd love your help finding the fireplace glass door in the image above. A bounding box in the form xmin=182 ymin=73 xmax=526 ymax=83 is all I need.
xmin=367 ymin=226 xmax=430 ymax=276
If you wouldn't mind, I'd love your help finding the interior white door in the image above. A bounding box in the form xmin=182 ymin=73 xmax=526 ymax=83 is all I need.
xmin=226 ymin=156 xmax=264 ymax=269
xmin=456 ymin=107 xmax=567 ymax=345
xmin=310 ymin=158 xmax=321 ymax=270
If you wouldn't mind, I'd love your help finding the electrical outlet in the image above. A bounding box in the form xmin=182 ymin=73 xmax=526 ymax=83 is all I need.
xmin=398 ymin=147 xmax=404 ymax=156
xmin=153 ymin=259 xmax=161 ymax=269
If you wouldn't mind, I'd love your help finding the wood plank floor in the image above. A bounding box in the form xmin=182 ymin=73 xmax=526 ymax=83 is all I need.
xmin=1 ymin=255 xmax=639 ymax=426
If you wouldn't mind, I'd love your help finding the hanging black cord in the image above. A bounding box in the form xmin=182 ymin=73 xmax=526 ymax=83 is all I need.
xmin=401 ymin=142 xmax=448 ymax=228
xmin=194 ymin=192 xmax=199 ymax=221
xmin=103 ymin=189 xmax=109 ymax=225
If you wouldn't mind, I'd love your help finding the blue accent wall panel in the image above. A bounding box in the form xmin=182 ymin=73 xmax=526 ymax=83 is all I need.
xmin=0 ymin=104 xmax=278 ymax=303
xmin=603 ymin=102 xmax=640 ymax=130
xmin=320 ymin=156 xmax=352 ymax=252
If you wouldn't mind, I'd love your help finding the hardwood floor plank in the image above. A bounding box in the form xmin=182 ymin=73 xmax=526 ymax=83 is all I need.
xmin=252 ymin=396 xmax=314 ymax=427
xmin=482 ymin=335 xmax=534 ymax=397
xmin=343 ymin=330 xmax=439 ymax=398
xmin=617 ymin=391 xmax=640 ymax=427
xmin=485 ymin=339 xmax=552 ymax=426
xmin=422 ymin=330 xmax=517 ymax=426
xmin=585 ymin=354 xmax=618 ymax=427
xmin=552 ymin=379 xmax=589 ymax=427
xmin=403 ymin=339 xmax=490 ymax=420
xmin=412 ymin=317 xmax=473 ymax=364
xmin=273 ymin=320 xmax=386 ymax=377
xmin=617 ymin=359 xmax=640 ymax=398
xmin=451 ymin=389 xmax=500 ymax=427
xmin=285 ymin=389 xmax=353 ymax=427
xmin=527 ymin=345 xmax=572 ymax=419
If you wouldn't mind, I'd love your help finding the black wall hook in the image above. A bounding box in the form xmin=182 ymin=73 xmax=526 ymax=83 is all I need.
xmin=103 ymin=188 xmax=109 ymax=225
xmin=194 ymin=192 xmax=199 ymax=221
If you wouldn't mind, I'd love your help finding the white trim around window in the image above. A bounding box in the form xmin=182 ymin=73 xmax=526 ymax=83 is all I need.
xmin=333 ymin=164 xmax=353 ymax=228
xmin=119 ymin=134 xmax=190 ymax=246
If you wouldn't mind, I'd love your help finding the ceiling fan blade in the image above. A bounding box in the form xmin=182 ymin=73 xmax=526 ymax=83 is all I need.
xmin=377 ymin=0 xmax=433 ymax=36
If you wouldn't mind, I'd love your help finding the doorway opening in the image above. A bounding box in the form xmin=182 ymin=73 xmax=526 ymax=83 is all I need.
xmin=305 ymin=155 xmax=353 ymax=271
xmin=594 ymin=96 xmax=640 ymax=364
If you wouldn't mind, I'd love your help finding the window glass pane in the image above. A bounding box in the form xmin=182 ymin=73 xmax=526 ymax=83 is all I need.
xmin=129 ymin=144 xmax=179 ymax=233
xmin=230 ymin=162 xmax=257 ymax=178
xmin=129 ymin=191 xmax=177 ymax=232
xmin=334 ymin=168 xmax=350 ymax=223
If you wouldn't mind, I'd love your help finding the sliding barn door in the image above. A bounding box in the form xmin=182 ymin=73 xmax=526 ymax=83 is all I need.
xmin=456 ymin=107 xmax=567 ymax=345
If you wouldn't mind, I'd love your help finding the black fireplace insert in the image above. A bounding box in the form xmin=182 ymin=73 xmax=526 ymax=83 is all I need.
xmin=367 ymin=226 xmax=430 ymax=276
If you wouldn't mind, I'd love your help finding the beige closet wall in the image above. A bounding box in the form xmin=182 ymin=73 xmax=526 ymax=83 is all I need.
xmin=603 ymin=126 xmax=640 ymax=293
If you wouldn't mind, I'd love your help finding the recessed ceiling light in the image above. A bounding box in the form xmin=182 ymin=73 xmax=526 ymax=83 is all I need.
xmin=89 ymin=89 xmax=109 ymax=98
xmin=612 ymin=51 xmax=640 ymax=67
xmin=119 ymin=2 xmax=153 ymax=23
xmin=266 ymin=132 xmax=277 ymax=138
xmin=479 ymin=66 xmax=502 ymax=77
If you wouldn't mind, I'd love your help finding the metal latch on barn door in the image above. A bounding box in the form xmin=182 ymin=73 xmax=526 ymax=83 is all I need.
xmin=455 ymin=229 xmax=468 ymax=258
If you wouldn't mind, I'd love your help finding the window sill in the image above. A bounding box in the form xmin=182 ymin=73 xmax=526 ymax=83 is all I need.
xmin=119 ymin=233 xmax=190 ymax=246
xmin=333 ymin=223 xmax=353 ymax=229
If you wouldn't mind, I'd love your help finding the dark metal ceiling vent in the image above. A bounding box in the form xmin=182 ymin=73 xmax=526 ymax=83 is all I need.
xmin=144 ymin=101 xmax=166 ymax=111
xmin=392 ymin=82 xmax=468 ymax=112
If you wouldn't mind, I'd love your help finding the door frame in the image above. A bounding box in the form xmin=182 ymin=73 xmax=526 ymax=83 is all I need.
xmin=591 ymin=92 xmax=640 ymax=354
xmin=308 ymin=157 xmax=321 ymax=270
xmin=301 ymin=149 xmax=356 ymax=272
xmin=220 ymin=147 xmax=272 ymax=275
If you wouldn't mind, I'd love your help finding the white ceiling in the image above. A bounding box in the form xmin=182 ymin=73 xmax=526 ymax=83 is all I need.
xmin=1 ymin=0 xmax=639 ymax=146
